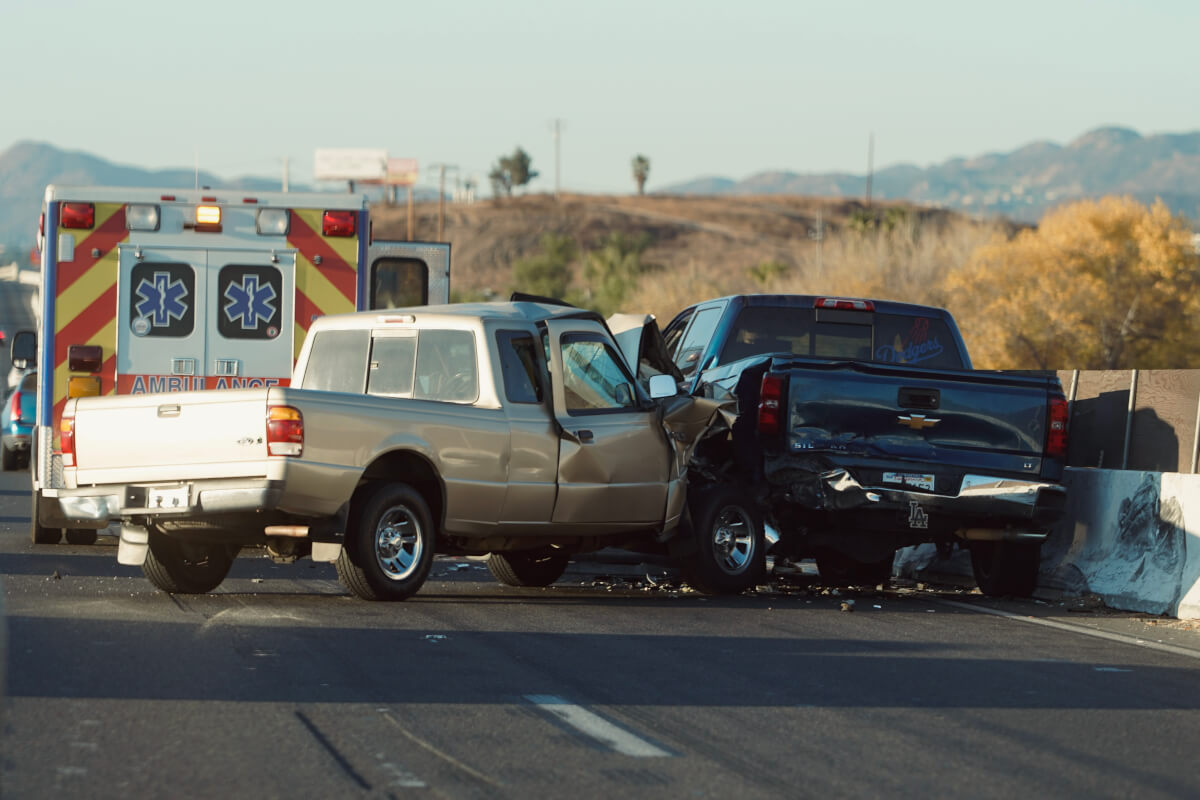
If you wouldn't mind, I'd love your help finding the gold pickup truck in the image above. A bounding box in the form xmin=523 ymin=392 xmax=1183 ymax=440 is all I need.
xmin=54 ymin=301 xmax=761 ymax=599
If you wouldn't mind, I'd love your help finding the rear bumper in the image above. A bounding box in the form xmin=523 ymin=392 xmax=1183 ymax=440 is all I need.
xmin=44 ymin=479 xmax=285 ymax=528
xmin=792 ymin=469 xmax=1066 ymax=541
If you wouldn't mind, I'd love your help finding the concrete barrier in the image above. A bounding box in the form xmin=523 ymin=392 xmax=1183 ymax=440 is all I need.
xmin=896 ymin=468 xmax=1200 ymax=619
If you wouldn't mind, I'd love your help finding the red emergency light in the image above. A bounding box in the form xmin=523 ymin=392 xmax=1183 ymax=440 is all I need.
xmin=322 ymin=210 xmax=357 ymax=237
xmin=61 ymin=203 xmax=95 ymax=229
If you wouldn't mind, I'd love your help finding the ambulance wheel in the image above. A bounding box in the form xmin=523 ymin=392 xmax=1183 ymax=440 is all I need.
xmin=30 ymin=488 xmax=61 ymax=545
xmin=143 ymin=532 xmax=234 ymax=594
xmin=336 ymin=482 xmax=435 ymax=601
xmin=65 ymin=528 xmax=99 ymax=546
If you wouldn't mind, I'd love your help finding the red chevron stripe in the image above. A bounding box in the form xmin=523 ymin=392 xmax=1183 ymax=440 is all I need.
xmin=288 ymin=212 xmax=357 ymax=301
xmin=295 ymin=289 xmax=327 ymax=334
xmin=54 ymin=284 xmax=118 ymax=369
xmin=57 ymin=207 xmax=127 ymax=293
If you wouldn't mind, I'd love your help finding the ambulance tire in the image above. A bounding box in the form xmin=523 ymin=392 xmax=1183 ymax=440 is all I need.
xmin=143 ymin=532 xmax=234 ymax=594
xmin=65 ymin=529 xmax=99 ymax=546
xmin=30 ymin=487 xmax=61 ymax=545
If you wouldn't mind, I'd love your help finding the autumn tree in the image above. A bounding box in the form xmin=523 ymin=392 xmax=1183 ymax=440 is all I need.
xmin=945 ymin=196 xmax=1200 ymax=369
xmin=489 ymin=147 xmax=539 ymax=197
xmin=632 ymin=154 xmax=650 ymax=195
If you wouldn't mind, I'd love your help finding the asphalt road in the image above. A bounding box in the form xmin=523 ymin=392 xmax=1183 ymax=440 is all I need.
xmin=3 ymin=478 xmax=1200 ymax=799
xmin=3 ymin=267 xmax=1200 ymax=798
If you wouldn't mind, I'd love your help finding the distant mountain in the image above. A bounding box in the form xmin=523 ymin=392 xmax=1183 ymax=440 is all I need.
xmin=0 ymin=141 xmax=302 ymax=256
xmin=660 ymin=126 xmax=1200 ymax=224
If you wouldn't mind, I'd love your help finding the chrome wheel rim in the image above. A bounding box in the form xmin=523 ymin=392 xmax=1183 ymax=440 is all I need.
xmin=710 ymin=505 xmax=754 ymax=574
xmin=374 ymin=505 xmax=423 ymax=581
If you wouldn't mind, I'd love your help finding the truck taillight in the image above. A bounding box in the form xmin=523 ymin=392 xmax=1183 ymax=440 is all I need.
xmin=815 ymin=297 xmax=875 ymax=311
xmin=61 ymin=202 xmax=95 ymax=229
xmin=1046 ymin=397 xmax=1069 ymax=461
xmin=322 ymin=210 xmax=357 ymax=237
xmin=267 ymin=406 xmax=303 ymax=457
xmin=758 ymin=374 xmax=786 ymax=435
xmin=60 ymin=416 xmax=77 ymax=467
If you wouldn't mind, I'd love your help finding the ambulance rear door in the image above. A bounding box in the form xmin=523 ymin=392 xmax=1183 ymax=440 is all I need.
xmin=117 ymin=245 xmax=296 ymax=392
xmin=365 ymin=241 xmax=450 ymax=309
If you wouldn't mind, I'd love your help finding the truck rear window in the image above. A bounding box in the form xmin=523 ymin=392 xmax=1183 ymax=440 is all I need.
xmin=719 ymin=307 xmax=964 ymax=369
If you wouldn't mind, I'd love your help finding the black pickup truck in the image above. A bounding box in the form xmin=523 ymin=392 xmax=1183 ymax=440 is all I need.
xmin=657 ymin=294 xmax=1068 ymax=597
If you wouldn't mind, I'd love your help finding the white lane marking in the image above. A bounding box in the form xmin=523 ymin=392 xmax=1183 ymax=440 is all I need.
xmin=524 ymin=695 xmax=672 ymax=758
xmin=938 ymin=600 xmax=1200 ymax=661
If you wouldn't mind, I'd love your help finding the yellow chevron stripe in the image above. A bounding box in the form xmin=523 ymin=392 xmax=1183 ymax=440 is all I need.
xmin=56 ymin=253 xmax=118 ymax=331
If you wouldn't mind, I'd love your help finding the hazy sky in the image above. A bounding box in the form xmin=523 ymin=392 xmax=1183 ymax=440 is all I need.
xmin=4 ymin=0 xmax=1197 ymax=195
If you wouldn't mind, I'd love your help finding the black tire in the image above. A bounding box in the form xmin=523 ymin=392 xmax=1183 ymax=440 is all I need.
xmin=65 ymin=528 xmax=99 ymax=546
xmin=143 ymin=532 xmax=235 ymax=594
xmin=969 ymin=540 xmax=1040 ymax=597
xmin=336 ymin=483 xmax=436 ymax=601
xmin=816 ymin=550 xmax=895 ymax=587
xmin=487 ymin=549 xmax=570 ymax=587
xmin=30 ymin=487 xmax=61 ymax=545
xmin=683 ymin=485 xmax=765 ymax=594
xmin=1 ymin=443 xmax=16 ymax=471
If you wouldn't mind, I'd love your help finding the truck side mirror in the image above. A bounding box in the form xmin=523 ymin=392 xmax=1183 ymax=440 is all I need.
xmin=10 ymin=330 xmax=36 ymax=371
xmin=648 ymin=374 xmax=677 ymax=400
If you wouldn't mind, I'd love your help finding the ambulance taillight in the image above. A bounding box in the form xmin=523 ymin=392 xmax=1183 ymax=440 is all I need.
xmin=126 ymin=204 xmax=160 ymax=231
xmin=256 ymin=208 xmax=290 ymax=235
xmin=322 ymin=210 xmax=357 ymax=237
xmin=61 ymin=203 xmax=95 ymax=229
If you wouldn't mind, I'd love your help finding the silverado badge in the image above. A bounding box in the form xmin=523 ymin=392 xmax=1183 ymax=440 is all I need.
xmin=898 ymin=414 xmax=940 ymax=431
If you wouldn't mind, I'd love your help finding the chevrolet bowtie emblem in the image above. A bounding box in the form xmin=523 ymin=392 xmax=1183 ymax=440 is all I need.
xmin=898 ymin=414 xmax=940 ymax=430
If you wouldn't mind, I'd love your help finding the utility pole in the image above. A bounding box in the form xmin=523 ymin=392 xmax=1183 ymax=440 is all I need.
xmin=429 ymin=163 xmax=458 ymax=241
xmin=865 ymin=132 xmax=875 ymax=208
xmin=550 ymin=119 xmax=564 ymax=200
xmin=281 ymin=156 xmax=290 ymax=192
xmin=809 ymin=207 xmax=825 ymax=278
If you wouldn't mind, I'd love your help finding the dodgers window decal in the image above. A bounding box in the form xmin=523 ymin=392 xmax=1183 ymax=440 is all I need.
xmin=130 ymin=262 xmax=194 ymax=338
xmin=218 ymin=265 xmax=282 ymax=340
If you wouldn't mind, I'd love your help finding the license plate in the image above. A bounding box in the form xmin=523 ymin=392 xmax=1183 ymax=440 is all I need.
xmin=882 ymin=472 xmax=935 ymax=491
xmin=147 ymin=486 xmax=189 ymax=510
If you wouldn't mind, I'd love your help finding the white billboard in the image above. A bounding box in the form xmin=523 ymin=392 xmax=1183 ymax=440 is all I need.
xmin=313 ymin=148 xmax=388 ymax=181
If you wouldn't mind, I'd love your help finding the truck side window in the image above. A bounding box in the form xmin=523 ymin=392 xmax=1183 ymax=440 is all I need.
xmin=673 ymin=306 xmax=723 ymax=377
xmin=301 ymin=330 xmax=370 ymax=392
xmin=560 ymin=334 xmax=636 ymax=413
xmin=496 ymin=331 xmax=545 ymax=404
xmin=367 ymin=334 xmax=417 ymax=396
xmin=415 ymin=330 xmax=478 ymax=403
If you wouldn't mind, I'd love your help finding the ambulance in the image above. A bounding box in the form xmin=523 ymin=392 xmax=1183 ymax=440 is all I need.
xmin=13 ymin=184 xmax=450 ymax=544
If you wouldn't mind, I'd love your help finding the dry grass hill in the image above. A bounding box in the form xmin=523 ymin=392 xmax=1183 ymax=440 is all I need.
xmin=370 ymin=193 xmax=1003 ymax=322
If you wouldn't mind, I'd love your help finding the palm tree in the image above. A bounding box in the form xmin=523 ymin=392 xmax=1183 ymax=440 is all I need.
xmin=631 ymin=155 xmax=650 ymax=195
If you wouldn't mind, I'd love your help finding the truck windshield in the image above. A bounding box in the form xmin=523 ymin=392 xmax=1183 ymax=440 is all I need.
xmin=719 ymin=307 xmax=965 ymax=369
